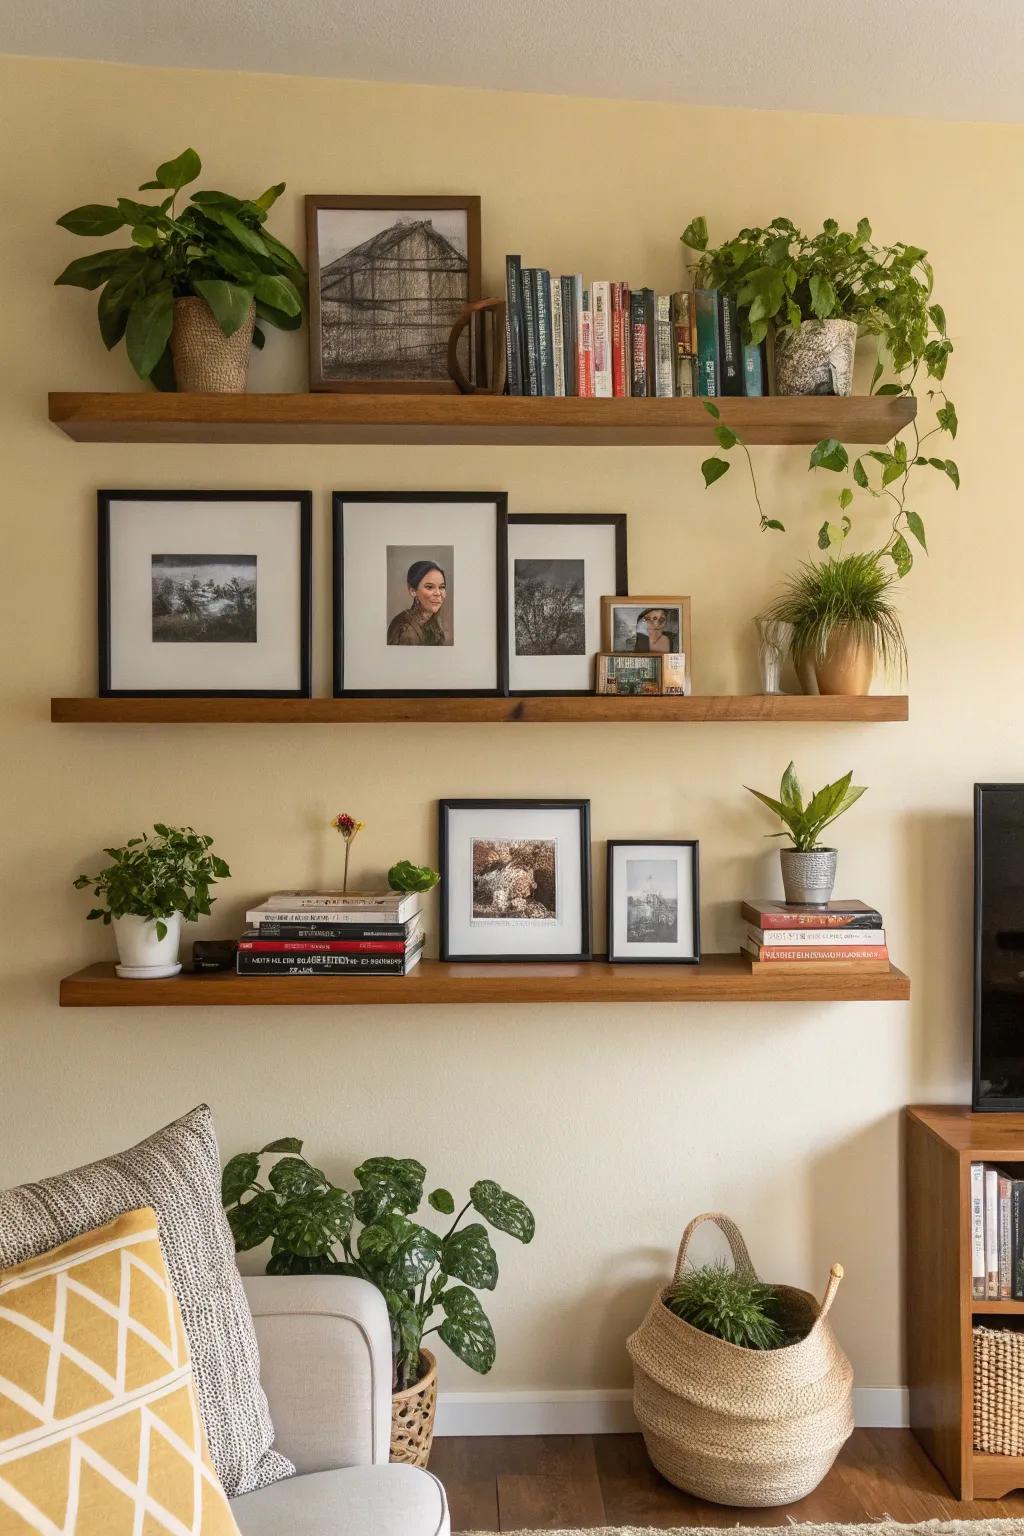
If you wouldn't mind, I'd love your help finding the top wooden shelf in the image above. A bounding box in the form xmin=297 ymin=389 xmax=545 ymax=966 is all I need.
xmin=907 ymin=1105 xmax=1024 ymax=1159
xmin=47 ymin=392 xmax=916 ymax=447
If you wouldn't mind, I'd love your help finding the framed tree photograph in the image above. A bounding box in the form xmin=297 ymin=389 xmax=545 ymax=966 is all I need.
xmin=606 ymin=840 xmax=700 ymax=964
xmin=439 ymin=799 xmax=592 ymax=962
xmin=306 ymin=195 xmax=481 ymax=393
xmin=333 ymin=492 xmax=508 ymax=696
xmin=507 ymin=514 xmax=627 ymax=694
xmin=98 ymin=491 xmax=311 ymax=697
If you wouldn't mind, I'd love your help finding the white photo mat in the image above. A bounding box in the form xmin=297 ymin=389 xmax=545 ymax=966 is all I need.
xmin=507 ymin=517 xmax=625 ymax=692
xmin=609 ymin=842 xmax=699 ymax=961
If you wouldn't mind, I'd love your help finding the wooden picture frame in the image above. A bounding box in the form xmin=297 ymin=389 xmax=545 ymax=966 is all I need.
xmin=305 ymin=195 xmax=482 ymax=393
xmin=600 ymin=595 xmax=692 ymax=659
xmin=606 ymin=840 xmax=701 ymax=964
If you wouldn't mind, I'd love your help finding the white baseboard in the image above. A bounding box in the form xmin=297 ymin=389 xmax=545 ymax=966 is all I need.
xmin=435 ymin=1386 xmax=909 ymax=1436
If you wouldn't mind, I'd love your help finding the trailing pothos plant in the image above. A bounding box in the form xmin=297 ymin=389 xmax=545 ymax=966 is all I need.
xmin=683 ymin=215 xmax=958 ymax=574
xmin=73 ymin=824 xmax=230 ymax=939
xmin=54 ymin=148 xmax=305 ymax=388
xmin=222 ymin=1142 xmax=534 ymax=1391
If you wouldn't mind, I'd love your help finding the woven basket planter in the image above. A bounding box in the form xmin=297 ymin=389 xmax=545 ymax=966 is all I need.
xmin=170 ymin=296 xmax=256 ymax=393
xmin=627 ymin=1213 xmax=853 ymax=1507
xmin=974 ymin=1325 xmax=1024 ymax=1454
xmin=390 ymin=1348 xmax=437 ymax=1468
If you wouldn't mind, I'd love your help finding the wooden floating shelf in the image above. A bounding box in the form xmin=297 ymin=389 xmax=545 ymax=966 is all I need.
xmin=972 ymin=1299 xmax=1024 ymax=1315
xmin=47 ymin=392 xmax=916 ymax=448
xmin=50 ymin=695 xmax=909 ymax=725
xmin=59 ymin=956 xmax=910 ymax=1007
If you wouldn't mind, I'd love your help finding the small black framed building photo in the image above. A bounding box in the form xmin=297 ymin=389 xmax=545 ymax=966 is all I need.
xmin=98 ymin=490 xmax=312 ymax=697
xmin=507 ymin=514 xmax=627 ymax=694
xmin=333 ymin=492 xmax=508 ymax=697
xmin=606 ymin=840 xmax=700 ymax=964
xmin=439 ymin=799 xmax=592 ymax=962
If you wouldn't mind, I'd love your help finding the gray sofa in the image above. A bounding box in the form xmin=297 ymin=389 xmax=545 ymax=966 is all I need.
xmin=233 ymin=1275 xmax=450 ymax=1536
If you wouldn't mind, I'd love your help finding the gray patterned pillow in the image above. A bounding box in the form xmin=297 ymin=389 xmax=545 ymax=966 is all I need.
xmin=0 ymin=1103 xmax=293 ymax=1496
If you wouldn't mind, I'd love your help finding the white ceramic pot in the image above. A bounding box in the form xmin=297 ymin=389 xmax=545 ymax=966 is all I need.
xmin=112 ymin=912 xmax=183 ymax=978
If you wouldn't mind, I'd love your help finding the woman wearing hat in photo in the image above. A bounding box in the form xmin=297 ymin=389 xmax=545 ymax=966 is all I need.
xmin=630 ymin=606 xmax=677 ymax=653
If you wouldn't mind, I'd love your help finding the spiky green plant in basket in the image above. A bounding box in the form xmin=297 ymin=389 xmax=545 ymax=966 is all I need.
xmin=665 ymin=1261 xmax=788 ymax=1350
xmin=766 ymin=551 xmax=907 ymax=679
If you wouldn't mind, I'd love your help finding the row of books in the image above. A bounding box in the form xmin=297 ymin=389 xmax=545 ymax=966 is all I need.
xmin=503 ymin=263 xmax=769 ymax=400
xmin=740 ymin=900 xmax=889 ymax=973
xmin=238 ymin=890 xmax=425 ymax=977
xmin=971 ymin=1164 xmax=1024 ymax=1300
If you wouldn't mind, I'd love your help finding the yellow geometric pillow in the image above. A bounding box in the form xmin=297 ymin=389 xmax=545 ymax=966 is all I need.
xmin=0 ymin=1206 xmax=241 ymax=1535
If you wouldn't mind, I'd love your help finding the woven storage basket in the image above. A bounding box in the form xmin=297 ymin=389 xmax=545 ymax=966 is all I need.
xmin=627 ymin=1213 xmax=854 ymax=1507
xmin=390 ymin=1348 xmax=437 ymax=1468
xmin=170 ymin=296 xmax=255 ymax=393
xmin=973 ymin=1325 xmax=1024 ymax=1454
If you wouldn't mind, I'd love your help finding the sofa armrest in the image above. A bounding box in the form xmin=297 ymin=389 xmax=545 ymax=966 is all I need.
xmin=243 ymin=1274 xmax=392 ymax=1474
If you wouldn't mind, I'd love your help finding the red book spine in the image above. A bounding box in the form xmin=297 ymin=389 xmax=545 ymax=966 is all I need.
xmin=238 ymin=939 xmax=406 ymax=953
xmin=742 ymin=906 xmax=880 ymax=929
xmin=611 ymin=283 xmax=627 ymax=397
xmin=751 ymin=945 xmax=889 ymax=962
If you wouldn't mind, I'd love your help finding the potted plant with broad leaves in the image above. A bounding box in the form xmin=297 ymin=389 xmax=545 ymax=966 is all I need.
xmin=73 ymin=823 xmax=230 ymax=977
xmin=222 ymin=1143 xmax=534 ymax=1467
xmin=745 ymin=763 xmax=866 ymax=905
xmin=55 ymin=148 xmax=304 ymax=393
xmin=766 ymin=551 xmax=906 ymax=696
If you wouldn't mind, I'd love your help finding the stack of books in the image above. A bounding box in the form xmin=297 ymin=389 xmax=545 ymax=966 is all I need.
xmin=740 ymin=900 xmax=889 ymax=973
xmin=237 ymin=890 xmax=425 ymax=977
xmin=971 ymin=1164 xmax=1024 ymax=1300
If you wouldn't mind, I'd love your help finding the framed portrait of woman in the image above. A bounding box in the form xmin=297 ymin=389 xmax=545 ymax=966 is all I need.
xmin=333 ymin=492 xmax=509 ymax=696
xmin=600 ymin=595 xmax=692 ymax=658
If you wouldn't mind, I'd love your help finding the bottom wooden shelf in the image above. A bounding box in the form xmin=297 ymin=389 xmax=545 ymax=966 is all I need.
xmin=972 ymin=1452 xmax=1024 ymax=1499
xmin=59 ymin=956 xmax=910 ymax=1007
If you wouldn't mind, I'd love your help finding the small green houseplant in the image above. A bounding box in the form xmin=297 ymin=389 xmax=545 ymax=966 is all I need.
xmin=745 ymin=763 xmax=866 ymax=905
xmin=73 ymin=823 xmax=229 ymax=975
xmin=766 ymin=552 xmax=906 ymax=696
xmin=666 ymin=1262 xmax=788 ymax=1350
xmin=55 ymin=148 xmax=304 ymax=391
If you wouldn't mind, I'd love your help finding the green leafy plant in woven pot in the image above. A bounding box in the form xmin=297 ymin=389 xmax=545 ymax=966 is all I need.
xmin=55 ymin=148 xmax=305 ymax=392
xmin=745 ymin=762 xmax=866 ymax=905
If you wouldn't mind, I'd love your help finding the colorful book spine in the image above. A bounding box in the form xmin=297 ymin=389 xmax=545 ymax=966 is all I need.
xmin=550 ymin=276 xmax=565 ymax=397
xmin=743 ymin=341 xmax=766 ymax=396
xmin=578 ymin=288 xmax=594 ymax=397
xmin=504 ymin=255 xmax=524 ymax=396
xmin=520 ymin=269 xmax=540 ymax=396
xmin=239 ymin=938 xmax=408 ymax=954
xmin=717 ymin=291 xmax=743 ymax=395
xmin=693 ymin=288 xmax=720 ymax=396
xmin=534 ymin=269 xmax=554 ymax=395
xmin=740 ymin=902 xmax=883 ymax=929
xmin=246 ymin=920 xmax=420 ymax=941
xmin=1000 ymin=1173 xmax=1014 ymax=1299
xmin=1014 ymin=1180 xmax=1024 ymax=1300
xmin=629 ymin=289 xmax=648 ymax=397
xmin=670 ymin=290 xmax=694 ymax=354
xmin=611 ymin=282 xmax=629 ymax=397
xmin=743 ymin=943 xmax=889 ymax=962
xmin=746 ymin=927 xmax=887 ymax=947
xmin=560 ymin=275 xmax=577 ymax=396
xmin=986 ymin=1167 xmax=999 ymax=1299
xmin=971 ymin=1163 xmax=986 ymax=1300
xmin=591 ymin=281 xmax=612 ymax=397
xmin=655 ymin=294 xmax=673 ymax=397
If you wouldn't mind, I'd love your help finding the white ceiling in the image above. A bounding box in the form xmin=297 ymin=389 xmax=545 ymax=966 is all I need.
xmin=2 ymin=0 xmax=1022 ymax=123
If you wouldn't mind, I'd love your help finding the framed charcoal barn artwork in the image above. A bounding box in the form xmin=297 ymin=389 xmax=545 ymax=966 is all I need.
xmin=606 ymin=841 xmax=700 ymax=964
xmin=333 ymin=492 xmax=508 ymax=696
xmin=506 ymin=514 xmax=627 ymax=694
xmin=98 ymin=491 xmax=311 ymax=697
xmin=439 ymin=799 xmax=592 ymax=962
xmin=306 ymin=195 xmax=482 ymax=392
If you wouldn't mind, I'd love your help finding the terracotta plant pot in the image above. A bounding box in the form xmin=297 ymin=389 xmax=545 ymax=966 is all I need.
xmin=773 ymin=317 xmax=857 ymax=397
xmin=170 ymin=296 xmax=256 ymax=393
xmin=815 ymin=627 xmax=874 ymax=696
xmin=390 ymin=1348 xmax=437 ymax=1468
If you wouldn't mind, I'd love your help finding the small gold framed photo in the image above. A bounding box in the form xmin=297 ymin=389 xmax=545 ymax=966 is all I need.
xmin=596 ymin=654 xmax=662 ymax=695
xmin=600 ymin=596 xmax=692 ymax=663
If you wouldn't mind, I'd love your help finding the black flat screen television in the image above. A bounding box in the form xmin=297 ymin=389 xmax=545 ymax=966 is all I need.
xmin=974 ymin=783 xmax=1024 ymax=1110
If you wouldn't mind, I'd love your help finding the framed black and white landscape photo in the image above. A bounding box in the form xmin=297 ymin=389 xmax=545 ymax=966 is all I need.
xmin=306 ymin=195 xmax=481 ymax=392
xmin=507 ymin=515 xmax=627 ymax=694
xmin=98 ymin=491 xmax=311 ymax=697
xmin=439 ymin=799 xmax=592 ymax=961
xmin=333 ymin=492 xmax=508 ymax=696
xmin=606 ymin=840 xmax=700 ymax=964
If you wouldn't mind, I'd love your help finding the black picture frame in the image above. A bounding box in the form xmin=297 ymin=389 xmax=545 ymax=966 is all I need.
xmin=973 ymin=783 xmax=1024 ymax=1112
xmin=606 ymin=839 xmax=701 ymax=964
xmin=506 ymin=513 xmax=628 ymax=696
xmin=439 ymin=798 xmax=592 ymax=962
xmin=332 ymin=491 xmax=509 ymax=697
xmin=98 ymin=490 xmax=312 ymax=698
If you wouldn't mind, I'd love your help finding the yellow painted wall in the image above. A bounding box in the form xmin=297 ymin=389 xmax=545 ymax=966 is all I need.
xmin=2 ymin=53 xmax=1021 ymax=1405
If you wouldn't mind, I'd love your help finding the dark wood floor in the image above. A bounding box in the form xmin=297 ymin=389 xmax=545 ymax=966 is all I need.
xmin=428 ymin=1430 xmax=1024 ymax=1531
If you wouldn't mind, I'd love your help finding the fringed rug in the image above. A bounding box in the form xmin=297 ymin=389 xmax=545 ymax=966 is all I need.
xmin=462 ymin=1524 xmax=1024 ymax=1535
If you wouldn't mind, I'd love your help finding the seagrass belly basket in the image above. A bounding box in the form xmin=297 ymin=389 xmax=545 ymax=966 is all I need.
xmin=627 ymin=1213 xmax=853 ymax=1506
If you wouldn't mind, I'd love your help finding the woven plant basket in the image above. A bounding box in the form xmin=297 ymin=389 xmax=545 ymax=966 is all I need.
xmin=390 ymin=1348 xmax=437 ymax=1468
xmin=627 ymin=1213 xmax=853 ymax=1507
xmin=974 ymin=1325 xmax=1024 ymax=1454
xmin=170 ymin=296 xmax=256 ymax=393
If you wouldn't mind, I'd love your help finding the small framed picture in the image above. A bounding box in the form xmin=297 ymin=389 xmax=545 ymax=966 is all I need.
xmin=306 ymin=195 xmax=481 ymax=392
xmin=439 ymin=799 xmax=592 ymax=962
xmin=596 ymin=654 xmax=662 ymax=695
xmin=601 ymin=596 xmax=692 ymax=670
xmin=507 ymin=514 xmax=627 ymax=694
xmin=333 ymin=493 xmax=508 ymax=696
xmin=98 ymin=491 xmax=311 ymax=697
xmin=606 ymin=841 xmax=701 ymax=964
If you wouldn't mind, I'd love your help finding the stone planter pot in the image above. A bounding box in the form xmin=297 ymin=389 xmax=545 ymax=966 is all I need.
xmin=780 ymin=849 xmax=837 ymax=906
xmin=774 ymin=318 xmax=857 ymax=397
xmin=815 ymin=626 xmax=874 ymax=696
xmin=170 ymin=296 xmax=256 ymax=393
xmin=390 ymin=1348 xmax=437 ymax=1468
xmin=112 ymin=912 xmax=182 ymax=978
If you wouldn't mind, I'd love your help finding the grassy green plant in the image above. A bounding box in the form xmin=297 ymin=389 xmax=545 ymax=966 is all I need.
xmin=766 ymin=552 xmax=907 ymax=678
xmin=746 ymin=763 xmax=866 ymax=853
xmin=55 ymin=148 xmax=304 ymax=389
xmin=73 ymin=824 xmax=229 ymax=940
xmin=665 ymin=1261 xmax=787 ymax=1350
xmin=222 ymin=1143 xmax=534 ymax=1391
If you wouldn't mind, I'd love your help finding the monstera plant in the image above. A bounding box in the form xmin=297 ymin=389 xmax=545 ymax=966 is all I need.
xmin=222 ymin=1141 xmax=534 ymax=1392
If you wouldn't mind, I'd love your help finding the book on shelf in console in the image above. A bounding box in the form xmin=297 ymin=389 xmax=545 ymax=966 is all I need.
xmin=740 ymin=899 xmax=883 ymax=930
xmin=742 ymin=941 xmax=889 ymax=964
xmin=746 ymin=925 xmax=886 ymax=947
xmin=972 ymin=1162 xmax=1024 ymax=1300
